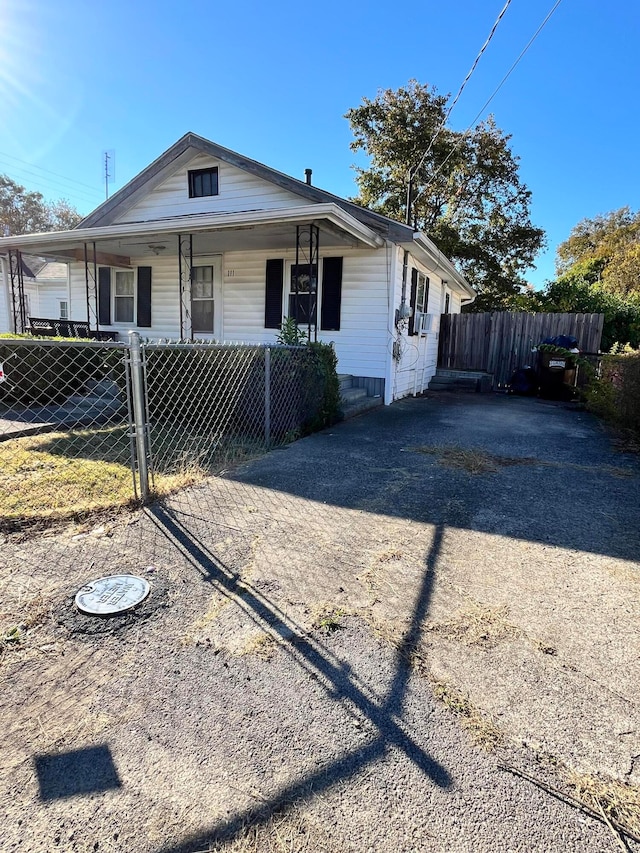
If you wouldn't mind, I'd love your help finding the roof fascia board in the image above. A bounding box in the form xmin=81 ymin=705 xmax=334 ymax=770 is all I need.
xmin=407 ymin=233 xmax=476 ymax=300
xmin=79 ymin=139 xmax=199 ymax=228
xmin=78 ymin=131 xmax=417 ymax=240
xmin=0 ymin=204 xmax=384 ymax=253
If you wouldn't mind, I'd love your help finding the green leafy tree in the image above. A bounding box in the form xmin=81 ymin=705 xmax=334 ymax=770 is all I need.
xmin=345 ymin=80 xmax=545 ymax=310
xmin=556 ymin=207 xmax=640 ymax=298
xmin=539 ymin=267 xmax=640 ymax=351
xmin=0 ymin=175 xmax=81 ymax=236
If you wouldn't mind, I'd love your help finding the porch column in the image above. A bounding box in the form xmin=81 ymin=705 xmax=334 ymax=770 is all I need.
xmin=83 ymin=241 xmax=99 ymax=331
xmin=294 ymin=223 xmax=320 ymax=343
xmin=8 ymin=249 xmax=26 ymax=334
xmin=178 ymin=233 xmax=193 ymax=341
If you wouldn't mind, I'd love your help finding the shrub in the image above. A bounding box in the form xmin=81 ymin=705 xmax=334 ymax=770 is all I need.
xmin=0 ymin=335 xmax=106 ymax=405
xmin=586 ymin=350 xmax=640 ymax=434
xmin=139 ymin=342 xmax=340 ymax=444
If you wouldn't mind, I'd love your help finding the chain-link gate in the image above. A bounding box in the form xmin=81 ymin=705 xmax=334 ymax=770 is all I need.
xmin=0 ymin=334 xmax=330 ymax=533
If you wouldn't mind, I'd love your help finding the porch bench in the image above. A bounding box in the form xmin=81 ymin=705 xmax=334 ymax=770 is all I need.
xmin=27 ymin=318 xmax=118 ymax=341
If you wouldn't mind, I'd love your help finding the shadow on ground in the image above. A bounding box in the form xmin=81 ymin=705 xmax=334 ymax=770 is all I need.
xmin=221 ymin=394 xmax=640 ymax=561
xmin=147 ymin=505 xmax=449 ymax=852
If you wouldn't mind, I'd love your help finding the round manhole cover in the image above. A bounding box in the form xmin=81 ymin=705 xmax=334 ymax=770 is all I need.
xmin=75 ymin=575 xmax=151 ymax=616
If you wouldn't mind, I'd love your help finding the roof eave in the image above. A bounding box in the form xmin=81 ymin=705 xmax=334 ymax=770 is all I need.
xmin=407 ymin=232 xmax=476 ymax=301
xmin=0 ymin=204 xmax=384 ymax=254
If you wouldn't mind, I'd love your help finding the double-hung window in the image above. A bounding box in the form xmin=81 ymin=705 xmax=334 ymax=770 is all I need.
xmin=416 ymin=272 xmax=429 ymax=316
xmin=59 ymin=300 xmax=68 ymax=320
xmin=114 ymin=270 xmax=135 ymax=323
xmin=191 ymin=265 xmax=215 ymax=332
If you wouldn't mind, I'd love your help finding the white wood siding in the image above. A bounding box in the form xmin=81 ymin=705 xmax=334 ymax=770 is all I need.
xmin=392 ymin=252 xmax=449 ymax=400
xmin=68 ymin=245 xmax=392 ymax=379
xmin=223 ymin=246 xmax=391 ymax=378
xmin=0 ymin=258 xmax=10 ymax=332
xmin=113 ymin=154 xmax=304 ymax=224
xmin=35 ymin=282 xmax=68 ymax=318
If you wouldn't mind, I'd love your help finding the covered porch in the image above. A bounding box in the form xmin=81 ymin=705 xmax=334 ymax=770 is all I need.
xmin=0 ymin=204 xmax=385 ymax=343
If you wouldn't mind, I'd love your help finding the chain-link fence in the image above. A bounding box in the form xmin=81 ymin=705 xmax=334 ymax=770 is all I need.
xmin=0 ymin=338 xmax=133 ymax=533
xmin=0 ymin=336 xmax=335 ymax=534
xmin=142 ymin=342 xmax=329 ymax=483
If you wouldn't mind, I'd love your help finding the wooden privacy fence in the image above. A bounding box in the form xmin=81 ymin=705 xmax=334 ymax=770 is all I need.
xmin=438 ymin=312 xmax=604 ymax=387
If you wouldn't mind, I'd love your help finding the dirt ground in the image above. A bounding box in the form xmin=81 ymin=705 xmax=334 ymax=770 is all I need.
xmin=1 ymin=393 xmax=639 ymax=852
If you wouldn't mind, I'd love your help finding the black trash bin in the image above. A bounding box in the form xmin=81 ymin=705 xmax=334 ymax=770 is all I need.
xmin=538 ymin=350 xmax=577 ymax=400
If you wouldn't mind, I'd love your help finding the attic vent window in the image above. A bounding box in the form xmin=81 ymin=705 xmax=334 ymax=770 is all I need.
xmin=188 ymin=167 xmax=219 ymax=198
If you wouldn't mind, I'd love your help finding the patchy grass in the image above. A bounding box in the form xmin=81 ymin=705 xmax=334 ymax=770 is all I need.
xmin=208 ymin=805 xmax=343 ymax=852
xmin=0 ymin=426 xmax=200 ymax=530
xmin=424 ymin=604 xmax=521 ymax=648
xmin=566 ymin=771 xmax=640 ymax=839
xmin=411 ymin=445 xmax=536 ymax=475
xmin=311 ymin=606 xmax=346 ymax=635
xmin=430 ymin=679 xmax=502 ymax=750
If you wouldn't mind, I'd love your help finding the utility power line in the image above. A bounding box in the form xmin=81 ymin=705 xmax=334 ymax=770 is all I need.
xmin=411 ymin=0 xmax=564 ymax=210
xmin=410 ymin=0 xmax=513 ymax=180
xmin=0 ymin=158 xmax=101 ymax=206
xmin=0 ymin=149 xmax=100 ymax=193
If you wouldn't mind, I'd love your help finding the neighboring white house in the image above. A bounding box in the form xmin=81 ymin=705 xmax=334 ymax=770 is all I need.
xmin=0 ymin=132 xmax=474 ymax=403
xmin=0 ymin=255 xmax=69 ymax=333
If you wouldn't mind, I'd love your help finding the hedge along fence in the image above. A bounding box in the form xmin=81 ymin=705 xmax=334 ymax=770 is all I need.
xmin=136 ymin=341 xmax=341 ymax=476
xmin=587 ymin=350 xmax=640 ymax=434
xmin=0 ymin=334 xmax=120 ymax=406
xmin=140 ymin=342 xmax=339 ymax=434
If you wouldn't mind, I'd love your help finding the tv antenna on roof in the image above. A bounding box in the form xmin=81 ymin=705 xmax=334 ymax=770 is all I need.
xmin=103 ymin=150 xmax=115 ymax=200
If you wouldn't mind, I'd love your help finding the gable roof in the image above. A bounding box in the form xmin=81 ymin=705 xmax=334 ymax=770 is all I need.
xmin=78 ymin=132 xmax=414 ymax=243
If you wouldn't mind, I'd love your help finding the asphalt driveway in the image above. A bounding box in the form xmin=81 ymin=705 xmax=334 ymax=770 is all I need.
xmin=1 ymin=392 xmax=639 ymax=852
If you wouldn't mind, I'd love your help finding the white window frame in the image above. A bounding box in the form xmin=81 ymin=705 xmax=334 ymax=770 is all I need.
xmin=442 ymin=283 xmax=451 ymax=315
xmin=59 ymin=300 xmax=69 ymax=320
xmin=190 ymin=256 xmax=223 ymax=339
xmin=113 ymin=269 xmax=136 ymax=325
xmin=413 ymin=271 xmax=430 ymax=333
xmin=191 ymin=264 xmax=215 ymax=334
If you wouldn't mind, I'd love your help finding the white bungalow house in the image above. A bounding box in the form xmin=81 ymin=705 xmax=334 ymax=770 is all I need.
xmin=0 ymin=132 xmax=474 ymax=404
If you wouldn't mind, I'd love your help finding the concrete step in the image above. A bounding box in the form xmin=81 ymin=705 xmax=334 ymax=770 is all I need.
xmin=338 ymin=374 xmax=353 ymax=392
xmin=434 ymin=369 xmax=493 ymax=381
xmin=341 ymin=395 xmax=384 ymax=420
xmin=429 ymin=381 xmax=478 ymax=391
xmin=430 ymin=369 xmax=493 ymax=393
xmin=341 ymin=387 xmax=368 ymax=405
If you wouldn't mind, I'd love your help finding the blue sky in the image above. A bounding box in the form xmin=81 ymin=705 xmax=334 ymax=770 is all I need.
xmin=1 ymin=0 xmax=638 ymax=287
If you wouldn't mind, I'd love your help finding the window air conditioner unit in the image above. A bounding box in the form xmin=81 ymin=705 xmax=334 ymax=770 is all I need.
xmin=417 ymin=313 xmax=436 ymax=335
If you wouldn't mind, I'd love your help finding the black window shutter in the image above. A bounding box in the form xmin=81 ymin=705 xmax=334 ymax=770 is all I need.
xmin=137 ymin=266 xmax=152 ymax=327
xmin=408 ymin=268 xmax=418 ymax=336
xmin=98 ymin=267 xmax=111 ymax=326
xmin=264 ymin=259 xmax=284 ymax=329
xmin=320 ymin=257 xmax=343 ymax=331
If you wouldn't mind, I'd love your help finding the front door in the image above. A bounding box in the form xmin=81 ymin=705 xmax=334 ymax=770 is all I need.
xmin=190 ymin=256 xmax=223 ymax=339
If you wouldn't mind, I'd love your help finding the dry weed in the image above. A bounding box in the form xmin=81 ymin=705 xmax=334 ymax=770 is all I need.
xmin=430 ymin=679 xmax=502 ymax=750
xmin=237 ymin=631 xmax=277 ymax=661
xmin=208 ymin=806 xmax=343 ymax=852
xmin=425 ymin=604 xmax=521 ymax=648
xmin=411 ymin=446 xmax=536 ymax=475
xmin=566 ymin=771 xmax=640 ymax=838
